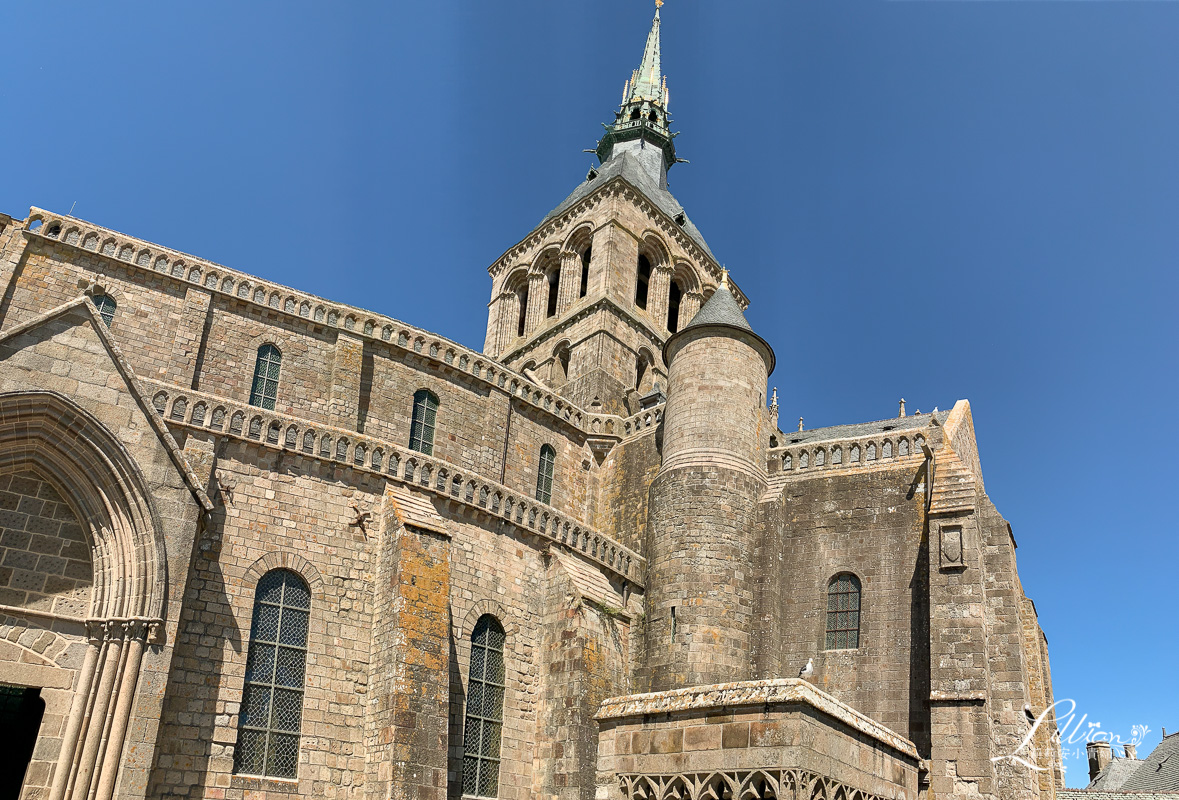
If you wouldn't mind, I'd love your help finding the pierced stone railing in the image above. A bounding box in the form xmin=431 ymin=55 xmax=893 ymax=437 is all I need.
xmin=141 ymin=379 xmax=643 ymax=586
xmin=620 ymin=404 xmax=664 ymax=440
xmin=767 ymin=430 xmax=927 ymax=476
xmin=24 ymin=209 xmax=631 ymax=438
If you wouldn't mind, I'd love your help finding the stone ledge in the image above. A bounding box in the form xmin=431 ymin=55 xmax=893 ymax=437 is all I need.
xmin=595 ymin=678 xmax=919 ymax=760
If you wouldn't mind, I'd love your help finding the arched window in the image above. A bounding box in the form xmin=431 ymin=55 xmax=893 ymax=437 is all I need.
xmin=515 ymin=284 xmax=529 ymax=337
xmin=545 ymin=268 xmax=559 ymax=318
xmin=536 ymin=445 xmax=556 ymax=504
xmin=825 ymin=573 xmax=861 ymax=650
xmin=667 ymin=280 xmax=683 ymax=332
xmin=234 ymin=569 xmax=310 ymax=779
xmin=249 ymin=344 xmax=282 ymax=410
xmin=409 ymin=389 xmax=439 ymax=455
xmin=579 ymin=245 xmax=591 ymax=298
xmin=635 ymin=254 xmax=651 ymax=310
xmin=463 ymin=615 xmax=506 ymax=797
xmin=91 ymin=294 xmax=116 ymax=327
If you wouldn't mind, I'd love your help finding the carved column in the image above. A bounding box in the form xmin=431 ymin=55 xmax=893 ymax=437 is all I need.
xmin=557 ymin=250 xmax=581 ymax=316
xmin=680 ymin=291 xmax=704 ymax=329
xmin=647 ymin=266 xmax=673 ymax=330
xmin=49 ymin=618 xmax=155 ymax=800
xmin=525 ymin=272 xmax=547 ymax=335
xmin=496 ymin=291 xmax=520 ymax=353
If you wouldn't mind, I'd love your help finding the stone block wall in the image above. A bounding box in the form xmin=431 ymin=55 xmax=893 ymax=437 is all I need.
xmin=594 ymin=680 xmax=920 ymax=800
xmin=0 ymin=471 xmax=92 ymax=617
xmin=755 ymin=462 xmax=929 ymax=743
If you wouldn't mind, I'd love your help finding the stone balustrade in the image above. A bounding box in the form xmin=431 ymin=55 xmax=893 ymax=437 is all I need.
xmin=23 ymin=209 xmax=631 ymax=438
xmin=141 ymin=378 xmax=643 ymax=586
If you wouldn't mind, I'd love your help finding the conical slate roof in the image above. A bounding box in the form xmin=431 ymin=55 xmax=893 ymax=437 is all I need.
xmin=682 ymin=280 xmax=753 ymax=333
xmin=666 ymin=278 xmax=776 ymax=374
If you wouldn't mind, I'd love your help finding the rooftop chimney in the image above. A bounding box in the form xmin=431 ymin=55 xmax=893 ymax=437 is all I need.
xmin=1088 ymin=741 xmax=1113 ymax=783
xmin=1124 ymin=743 xmax=1138 ymax=760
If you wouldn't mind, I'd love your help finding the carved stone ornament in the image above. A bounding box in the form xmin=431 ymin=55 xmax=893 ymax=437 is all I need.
xmin=941 ymin=525 xmax=965 ymax=569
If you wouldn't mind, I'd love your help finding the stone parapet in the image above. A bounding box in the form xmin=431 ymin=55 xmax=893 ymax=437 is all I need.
xmin=595 ymin=679 xmax=920 ymax=800
xmin=139 ymin=377 xmax=645 ymax=586
xmin=18 ymin=209 xmax=628 ymax=437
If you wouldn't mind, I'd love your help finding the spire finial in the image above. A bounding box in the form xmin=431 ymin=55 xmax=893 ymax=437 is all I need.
xmin=655 ymin=0 xmax=663 ymax=9
xmin=720 ymin=267 xmax=729 ymax=288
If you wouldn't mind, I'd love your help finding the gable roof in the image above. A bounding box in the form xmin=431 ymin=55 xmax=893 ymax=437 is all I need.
xmin=781 ymin=411 xmax=949 ymax=446
xmin=0 ymin=297 xmax=213 ymax=513
xmin=1121 ymin=735 xmax=1179 ymax=792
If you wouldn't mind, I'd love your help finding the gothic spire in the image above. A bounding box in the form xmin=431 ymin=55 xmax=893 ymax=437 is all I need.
xmin=595 ymin=1 xmax=678 ymax=187
xmin=627 ymin=3 xmax=667 ymax=107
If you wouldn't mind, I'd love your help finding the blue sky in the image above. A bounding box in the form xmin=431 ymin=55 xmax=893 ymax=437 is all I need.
xmin=2 ymin=1 xmax=1175 ymax=787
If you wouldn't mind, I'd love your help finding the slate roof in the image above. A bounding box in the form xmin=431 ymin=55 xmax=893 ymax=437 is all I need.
xmin=1121 ymin=735 xmax=1179 ymax=792
xmin=542 ymin=149 xmax=716 ymax=261
xmin=682 ymin=281 xmax=752 ymax=333
xmin=1091 ymin=758 xmax=1150 ymax=791
xmin=777 ymin=411 xmax=950 ymax=446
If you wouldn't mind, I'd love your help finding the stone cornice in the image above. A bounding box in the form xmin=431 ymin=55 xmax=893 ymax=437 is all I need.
xmin=18 ymin=210 xmax=633 ymax=438
xmin=141 ymin=378 xmax=645 ymax=587
xmin=484 ymin=176 xmax=750 ymax=308
xmin=594 ymin=678 xmax=919 ymax=760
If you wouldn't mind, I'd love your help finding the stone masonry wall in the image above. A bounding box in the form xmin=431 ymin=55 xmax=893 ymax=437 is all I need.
xmin=0 ymin=232 xmax=596 ymax=524
xmin=755 ymin=462 xmax=928 ymax=744
xmin=0 ymin=471 xmax=92 ymax=617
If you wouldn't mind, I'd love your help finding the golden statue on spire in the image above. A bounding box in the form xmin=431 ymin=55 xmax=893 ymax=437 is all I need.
xmin=655 ymin=0 xmax=663 ymax=8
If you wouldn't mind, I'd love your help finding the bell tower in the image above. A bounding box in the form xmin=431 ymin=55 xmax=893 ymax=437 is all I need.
xmin=482 ymin=2 xmax=742 ymax=416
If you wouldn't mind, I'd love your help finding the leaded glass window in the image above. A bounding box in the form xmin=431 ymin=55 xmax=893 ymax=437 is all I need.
xmin=825 ymin=573 xmax=861 ymax=650
xmin=536 ymin=445 xmax=556 ymax=505
xmin=463 ymin=615 xmax=506 ymax=797
xmin=249 ymin=344 xmax=282 ymax=411
xmin=409 ymin=389 xmax=439 ymax=455
xmin=92 ymin=294 xmax=116 ymax=327
xmin=234 ymin=569 xmax=310 ymax=779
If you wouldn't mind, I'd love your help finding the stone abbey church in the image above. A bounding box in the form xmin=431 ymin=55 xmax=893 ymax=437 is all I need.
xmin=0 ymin=7 xmax=1063 ymax=800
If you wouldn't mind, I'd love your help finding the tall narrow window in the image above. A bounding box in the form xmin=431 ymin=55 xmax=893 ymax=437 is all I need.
xmin=515 ymin=285 xmax=529 ymax=337
xmin=579 ymin=246 xmax=591 ymax=298
xmin=409 ymin=389 xmax=439 ymax=455
xmin=825 ymin=573 xmax=861 ymax=650
xmin=250 ymin=344 xmax=282 ymax=410
xmin=667 ymin=280 xmax=682 ymax=333
xmin=91 ymin=294 xmax=116 ymax=327
xmin=536 ymin=445 xmax=556 ymax=504
xmin=635 ymin=255 xmax=651 ymax=310
xmin=546 ymin=269 xmax=559 ymax=318
xmin=463 ymin=615 xmax=506 ymax=797
xmin=234 ymin=569 xmax=310 ymax=779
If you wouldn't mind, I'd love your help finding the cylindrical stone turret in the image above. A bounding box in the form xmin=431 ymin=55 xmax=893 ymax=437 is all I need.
xmin=643 ymin=279 xmax=774 ymax=691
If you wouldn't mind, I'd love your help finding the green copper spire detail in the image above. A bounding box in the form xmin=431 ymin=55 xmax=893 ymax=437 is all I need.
xmin=627 ymin=5 xmax=667 ymax=107
xmin=596 ymin=1 xmax=677 ymax=185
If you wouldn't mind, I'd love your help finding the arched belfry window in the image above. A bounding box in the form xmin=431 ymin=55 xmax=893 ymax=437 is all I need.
xmin=91 ymin=294 xmax=116 ymax=327
xmin=667 ymin=280 xmax=683 ymax=332
xmin=234 ymin=569 xmax=310 ymax=779
xmin=546 ymin=268 xmax=560 ymax=318
xmin=463 ymin=615 xmax=506 ymax=797
xmin=825 ymin=573 xmax=861 ymax=650
xmin=515 ymin=284 xmax=529 ymax=337
xmin=579 ymin=245 xmax=591 ymax=298
xmin=635 ymin=254 xmax=651 ymax=310
xmin=409 ymin=389 xmax=439 ymax=455
xmin=249 ymin=344 xmax=282 ymax=410
xmin=536 ymin=445 xmax=556 ymax=504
